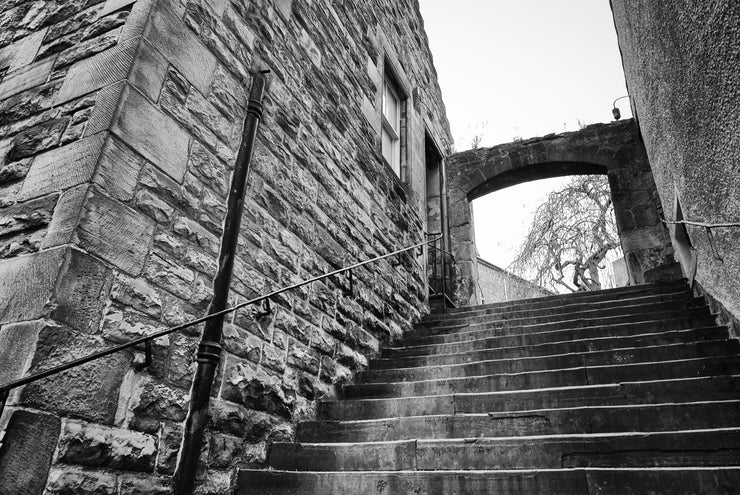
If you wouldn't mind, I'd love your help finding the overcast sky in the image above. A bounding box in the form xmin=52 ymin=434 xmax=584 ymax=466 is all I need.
xmin=419 ymin=0 xmax=632 ymax=267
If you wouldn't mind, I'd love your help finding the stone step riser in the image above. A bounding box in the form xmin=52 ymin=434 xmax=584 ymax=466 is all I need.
xmin=433 ymin=281 xmax=689 ymax=318
xmin=405 ymin=311 xmax=715 ymax=345
xmin=268 ymin=430 xmax=740 ymax=471
xmin=421 ymin=291 xmax=693 ymax=326
xmin=376 ymin=327 xmax=727 ymax=365
xmin=238 ymin=468 xmax=740 ymax=495
xmin=420 ymin=297 xmax=701 ymax=331
xmin=298 ymin=401 xmax=740 ymax=443
xmin=360 ymin=341 xmax=739 ymax=382
xmin=395 ymin=316 xmax=718 ymax=352
xmin=344 ymin=358 xmax=740 ymax=399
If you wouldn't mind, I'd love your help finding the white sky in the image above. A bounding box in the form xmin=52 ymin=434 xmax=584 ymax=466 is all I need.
xmin=419 ymin=0 xmax=632 ymax=267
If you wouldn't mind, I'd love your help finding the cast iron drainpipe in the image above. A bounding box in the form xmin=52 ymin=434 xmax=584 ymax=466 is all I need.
xmin=172 ymin=70 xmax=269 ymax=495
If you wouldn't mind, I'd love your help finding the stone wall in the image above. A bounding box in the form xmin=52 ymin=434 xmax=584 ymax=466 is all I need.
xmin=611 ymin=0 xmax=740 ymax=329
xmin=0 ymin=0 xmax=451 ymax=493
xmin=446 ymin=120 xmax=677 ymax=306
xmin=476 ymin=257 xmax=552 ymax=304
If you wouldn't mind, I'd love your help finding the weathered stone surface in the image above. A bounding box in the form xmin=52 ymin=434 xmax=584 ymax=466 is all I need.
xmin=5 ymin=117 xmax=68 ymax=162
xmin=57 ymin=420 xmax=157 ymax=472
xmin=20 ymin=322 xmax=131 ymax=424
xmin=222 ymin=358 xmax=296 ymax=419
xmin=76 ymin=187 xmax=156 ymax=274
xmin=0 ymin=57 xmax=54 ymax=101
xmin=93 ymin=134 xmax=143 ymax=201
xmin=52 ymin=247 xmax=113 ymax=333
xmin=0 ymin=193 xmax=57 ymax=237
xmin=110 ymin=273 xmax=163 ymax=318
xmin=0 ymin=247 xmax=64 ymax=324
xmin=0 ymin=410 xmax=61 ymax=495
xmin=110 ymin=85 xmax=190 ymax=182
xmin=118 ymin=474 xmax=171 ymax=495
xmin=44 ymin=466 xmax=117 ymax=495
xmin=130 ymin=379 xmax=189 ymax=425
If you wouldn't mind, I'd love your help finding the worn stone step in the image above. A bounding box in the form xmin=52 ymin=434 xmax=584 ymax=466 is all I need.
xmin=320 ymin=375 xmax=740 ymax=420
xmin=405 ymin=308 xmax=715 ymax=345
xmin=376 ymin=326 xmax=727 ymax=366
xmin=298 ymin=400 xmax=740 ymax=442
xmin=419 ymin=296 xmax=702 ymax=333
xmin=421 ymin=289 xmax=694 ymax=327
xmin=360 ymin=340 xmax=739 ymax=383
xmin=431 ymin=280 xmax=688 ymax=319
xmin=392 ymin=317 xmax=719 ymax=355
xmin=269 ymin=428 xmax=740 ymax=471
xmin=343 ymin=356 xmax=740 ymax=399
xmin=238 ymin=467 xmax=740 ymax=495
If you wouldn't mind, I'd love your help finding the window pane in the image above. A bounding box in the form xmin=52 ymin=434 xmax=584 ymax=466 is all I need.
xmin=382 ymin=127 xmax=401 ymax=177
xmin=383 ymin=81 xmax=400 ymax=130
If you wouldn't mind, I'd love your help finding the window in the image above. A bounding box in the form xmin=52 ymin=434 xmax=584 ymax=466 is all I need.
xmin=381 ymin=73 xmax=402 ymax=177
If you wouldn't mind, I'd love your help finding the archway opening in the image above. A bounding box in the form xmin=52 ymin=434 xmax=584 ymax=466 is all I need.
xmin=471 ymin=170 xmax=627 ymax=303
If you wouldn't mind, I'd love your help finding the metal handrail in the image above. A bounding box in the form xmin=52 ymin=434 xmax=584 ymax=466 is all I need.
xmin=0 ymin=234 xmax=441 ymax=400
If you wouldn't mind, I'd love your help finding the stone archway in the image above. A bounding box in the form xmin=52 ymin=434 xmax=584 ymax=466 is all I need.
xmin=446 ymin=119 xmax=677 ymax=306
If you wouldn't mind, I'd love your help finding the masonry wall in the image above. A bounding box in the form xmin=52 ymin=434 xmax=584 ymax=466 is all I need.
xmin=611 ymin=0 xmax=740 ymax=328
xmin=0 ymin=0 xmax=451 ymax=493
xmin=476 ymin=257 xmax=552 ymax=304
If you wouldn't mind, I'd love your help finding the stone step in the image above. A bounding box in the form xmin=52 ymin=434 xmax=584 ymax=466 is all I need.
xmin=376 ymin=326 xmax=727 ymax=366
xmin=404 ymin=308 xmax=715 ymax=345
xmin=419 ymin=294 xmax=701 ymax=331
xmin=320 ymin=375 xmax=740 ymax=420
xmin=359 ymin=340 xmax=739 ymax=383
xmin=343 ymin=356 xmax=740 ymax=399
xmin=238 ymin=467 xmax=740 ymax=495
xmin=391 ymin=316 xmax=719 ymax=354
xmin=268 ymin=428 xmax=740 ymax=471
xmin=421 ymin=289 xmax=693 ymax=327
xmin=299 ymin=400 xmax=740 ymax=443
xmin=430 ymin=280 xmax=688 ymax=319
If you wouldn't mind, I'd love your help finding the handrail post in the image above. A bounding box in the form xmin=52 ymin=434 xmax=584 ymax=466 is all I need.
xmin=173 ymin=70 xmax=269 ymax=495
xmin=0 ymin=388 xmax=8 ymax=420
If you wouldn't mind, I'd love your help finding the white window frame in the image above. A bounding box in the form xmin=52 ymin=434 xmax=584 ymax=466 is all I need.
xmin=381 ymin=72 xmax=403 ymax=178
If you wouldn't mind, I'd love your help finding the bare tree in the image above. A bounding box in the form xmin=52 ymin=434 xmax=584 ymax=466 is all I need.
xmin=508 ymin=175 xmax=620 ymax=293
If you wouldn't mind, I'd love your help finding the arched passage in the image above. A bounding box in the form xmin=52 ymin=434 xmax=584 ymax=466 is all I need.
xmin=446 ymin=119 xmax=677 ymax=306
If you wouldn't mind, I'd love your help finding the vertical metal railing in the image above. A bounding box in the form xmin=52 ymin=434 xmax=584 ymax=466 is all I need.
xmin=426 ymin=232 xmax=456 ymax=308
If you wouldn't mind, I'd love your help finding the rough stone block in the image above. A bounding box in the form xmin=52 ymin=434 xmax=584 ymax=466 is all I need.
xmin=110 ymin=273 xmax=163 ymax=318
xmin=75 ymin=187 xmax=156 ymax=274
xmin=221 ymin=357 xmax=296 ymax=419
xmin=21 ymin=323 xmax=131 ymax=424
xmin=0 ymin=321 xmax=41 ymax=387
xmin=0 ymin=247 xmax=65 ymax=324
xmin=56 ymin=37 xmax=138 ymax=104
xmin=0 ymin=57 xmax=55 ymax=101
xmin=118 ymin=474 xmax=171 ymax=495
xmin=93 ymin=134 xmax=143 ymax=201
xmin=44 ymin=466 xmax=117 ymax=495
xmin=52 ymin=247 xmax=113 ymax=333
xmin=0 ymin=410 xmax=60 ymax=495
xmin=111 ymin=84 xmax=190 ymax=182
xmin=142 ymin=0 xmax=216 ymax=95
xmin=57 ymin=419 xmax=157 ymax=472
xmin=0 ymin=28 xmax=47 ymax=72
xmin=19 ymin=133 xmax=106 ymax=201
xmin=4 ymin=117 xmax=68 ymax=163
xmin=0 ymin=193 xmax=58 ymax=237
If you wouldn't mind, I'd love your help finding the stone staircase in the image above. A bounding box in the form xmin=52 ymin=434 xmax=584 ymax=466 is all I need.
xmin=238 ymin=281 xmax=740 ymax=494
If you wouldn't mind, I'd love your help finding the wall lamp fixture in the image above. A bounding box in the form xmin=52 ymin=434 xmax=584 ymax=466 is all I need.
xmin=612 ymin=95 xmax=630 ymax=120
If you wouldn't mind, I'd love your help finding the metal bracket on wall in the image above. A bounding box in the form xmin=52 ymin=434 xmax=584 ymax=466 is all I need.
xmin=343 ymin=269 xmax=354 ymax=296
xmin=133 ymin=340 xmax=153 ymax=371
xmin=705 ymin=227 xmax=724 ymax=261
xmin=255 ymin=297 xmax=272 ymax=318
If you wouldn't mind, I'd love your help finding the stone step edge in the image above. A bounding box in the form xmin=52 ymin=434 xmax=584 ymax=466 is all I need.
xmin=363 ymin=339 xmax=734 ymax=376
xmin=417 ymin=306 xmax=712 ymax=337
xmin=319 ymin=374 xmax=740 ymax=417
xmin=379 ymin=326 xmax=726 ymax=362
xmin=435 ymin=280 xmax=688 ymax=316
xmin=304 ymin=398 xmax=740 ymax=427
xmin=421 ymin=292 xmax=699 ymax=327
xmin=397 ymin=316 xmax=719 ymax=349
xmin=345 ymin=355 xmax=740 ymax=393
xmin=282 ymin=426 xmax=740 ymax=448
